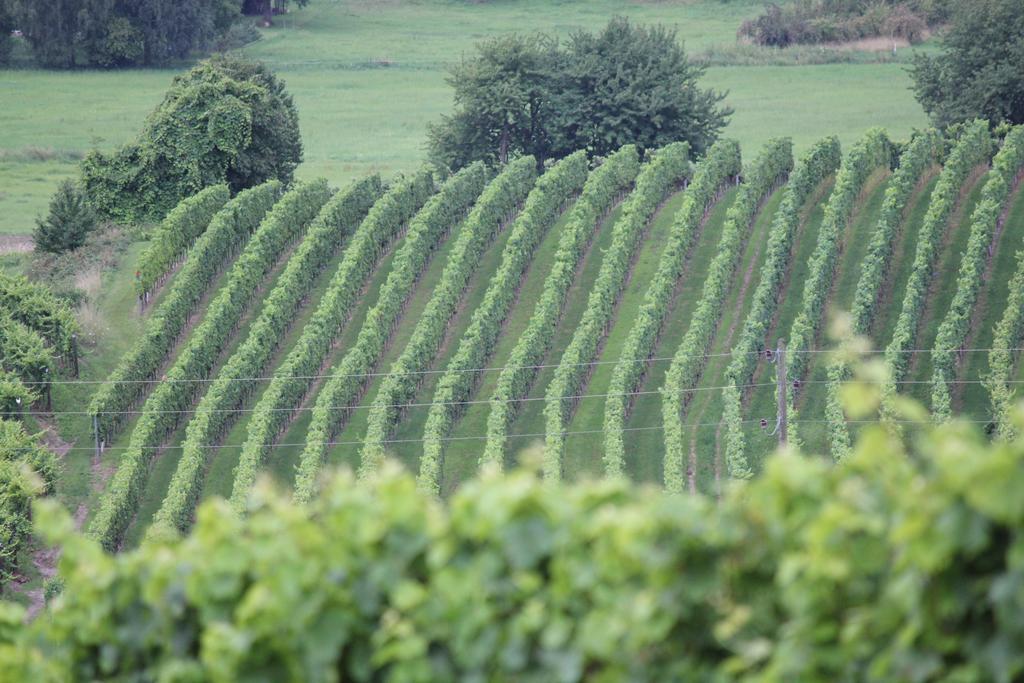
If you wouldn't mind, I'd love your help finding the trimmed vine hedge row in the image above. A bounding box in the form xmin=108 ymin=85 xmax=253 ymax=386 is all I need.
xmin=825 ymin=130 xmax=942 ymax=460
xmin=147 ymin=177 xmax=383 ymax=538
xmin=417 ymin=153 xmax=588 ymax=495
xmin=14 ymin=414 xmax=1024 ymax=681
xmin=87 ymin=181 xmax=332 ymax=552
xmin=134 ymin=185 xmax=230 ymax=300
xmin=358 ymin=157 xmax=538 ymax=479
xmin=986 ymin=250 xmax=1024 ymax=439
xmin=226 ymin=172 xmax=436 ymax=509
xmin=542 ymin=143 xmax=691 ymax=481
xmin=0 ymin=417 xmax=56 ymax=588
xmin=661 ymin=139 xmax=793 ymax=492
xmin=601 ymin=139 xmax=742 ymax=476
xmin=0 ymin=273 xmax=78 ymax=361
xmin=880 ymin=120 xmax=993 ymax=420
xmin=276 ymin=164 xmax=487 ymax=506
xmin=931 ymin=125 xmax=1024 ymax=422
xmin=88 ymin=181 xmax=283 ymax=444
xmin=0 ymin=313 xmax=53 ymax=389
xmin=782 ymin=128 xmax=891 ymax=445
xmin=480 ymin=146 xmax=640 ymax=469
xmin=721 ymin=137 xmax=841 ymax=480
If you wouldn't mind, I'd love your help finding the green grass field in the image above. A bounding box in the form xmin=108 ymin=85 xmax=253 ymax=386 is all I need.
xmin=0 ymin=0 xmax=930 ymax=235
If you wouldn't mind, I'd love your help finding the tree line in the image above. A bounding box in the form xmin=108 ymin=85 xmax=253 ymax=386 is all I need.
xmin=0 ymin=0 xmax=307 ymax=68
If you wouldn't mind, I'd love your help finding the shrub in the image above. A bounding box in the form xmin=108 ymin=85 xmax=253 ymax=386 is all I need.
xmin=9 ymin=406 xmax=1024 ymax=680
xmin=81 ymin=55 xmax=302 ymax=223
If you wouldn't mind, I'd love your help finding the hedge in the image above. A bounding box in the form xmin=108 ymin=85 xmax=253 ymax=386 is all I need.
xmin=134 ymin=184 xmax=230 ymax=301
xmin=10 ymin=409 xmax=1024 ymax=681
xmin=601 ymin=138 xmax=742 ymax=476
xmin=87 ymin=181 xmax=283 ymax=444
xmin=720 ymin=137 xmax=841 ymax=479
xmin=417 ymin=153 xmax=588 ymax=496
xmin=87 ymin=180 xmax=332 ymax=551
xmin=480 ymin=146 xmax=640 ymax=469
xmin=782 ymin=128 xmax=891 ymax=446
xmin=660 ymin=139 xmax=793 ymax=492
xmin=0 ymin=273 xmax=79 ymax=362
xmin=0 ymin=417 xmax=56 ymax=589
xmin=931 ymin=125 xmax=1024 ymax=422
xmin=146 ymin=176 xmax=383 ymax=538
xmin=879 ymin=120 xmax=993 ymax=422
xmin=824 ymin=129 xmax=941 ymax=460
xmin=542 ymin=143 xmax=691 ymax=480
xmin=278 ymin=164 xmax=488 ymax=506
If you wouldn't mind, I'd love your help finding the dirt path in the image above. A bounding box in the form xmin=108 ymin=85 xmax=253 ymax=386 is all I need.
xmin=11 ymin=417 xmax=75 ymax=620
xmin=0 ymin=235 xmax=33 ymax=255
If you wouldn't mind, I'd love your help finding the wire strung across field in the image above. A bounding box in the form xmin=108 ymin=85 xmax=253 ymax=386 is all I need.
xmin=6 ymin=377 xmax=1021 ymax=418
xmin=7 ymin=417 xmax=998 ymax=454
xmin=23 ymin=346 xmax=1024 ymax=386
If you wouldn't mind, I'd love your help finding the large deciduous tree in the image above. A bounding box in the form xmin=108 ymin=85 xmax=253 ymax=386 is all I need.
xmin=427 ymin=18 xmax=731 ymax=171
xmin=427 ymin=34 xmax=556 ymax=170
xmin=80 ymin=55 xmax=302 ymax=222
xmin=910 ymin=0 xmax=1024 ymax=128
xmin=550 ymin=17 xmax=731 ymax=159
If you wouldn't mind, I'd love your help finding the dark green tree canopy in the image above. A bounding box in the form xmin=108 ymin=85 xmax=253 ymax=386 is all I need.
xmin=910 ymin=0 xmax=1024 ymax=128
xmin=550 ymin=18 xmax=731 ymax=159
xmin=428 ymin=18 xmax=731 ymax=171
xmin=428 ymin=34 xmax=557 ymax=170
xmin=12 ymin=0 xmax=241 ymax=68
xmin=33 ymin=180 xmax=98 ymax=254
xmin=81 ymin=55 xmax=303 ymax=223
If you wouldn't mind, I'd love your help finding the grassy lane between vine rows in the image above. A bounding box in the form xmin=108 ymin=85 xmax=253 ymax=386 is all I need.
xmin=201 ymin=219 xmax=464 ymax=499
xmin=956 ymin=183 xmax=1024 ymax=418
xmin=792 ymin=168 xmax=891 ymax=455
xmin=435 ymin=207 xmax=577 ymax=494
xmin=126 ymin=226 xmax=375 ymax=537
xmin=47 ymin=243 xmax=149 ymax=519
xmin=262 ymin=237 xmax=408 ymax=490
xmin=904 ymin=168 xmax=990 ymax=402
xmin=562 ymin=189 xmax=692 ymax=480
xmin=683 ymin=188 xmax=784 ymax=494
xmin=317 ymin=220 xmax=470 ymax=472
xmin=501 ymin=205 xmax=625 ymax=469
xmin=118 ymin=225 xmax=325 ymax=544
xmin=622 ymin=187 xmax=740 ymax=483
xmin=81 ymin=220 xmax=299 ymax=530
xmin=735 ymin=179 xmax=834 ymax=471
xmin=868 ymin=171 xmax=941 ymax=346
xmin=381 ymin=209 xmax=527 ymax=472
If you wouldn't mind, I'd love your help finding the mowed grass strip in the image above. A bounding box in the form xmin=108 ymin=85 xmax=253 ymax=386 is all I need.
xmin=957 ymin=184 xmax=1024 ymax=418
xmin=792 ymin=169 xmax=891 ymax=454
xmin=321 ymin=221 xmax=469 ymax=472
xmin=686 ymin=188 xmax=785 ymax=493
xmin=502 ymin=205 xmax=624 ymax=467
xmin=381 ymin=210 xmax=524 ymax=472
xmin=120 ymin=219 xmax=325 ymax=543
xmin=869 ymin=171 xmax=941 ymax=345
xmin=738 ymin=180 xmax=834 ymax=471
xmin=201 ymin=228 xmax=408 ymax=498
xmin=622 ymin=187 xmax=740 ymax=483
xmin=563 ymin=189 xmax=691 ymax=479
xmin=438 ymin=207 xmax=576 ymax=494
xmin=904 ymin=169 xmax=990 ymax=401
